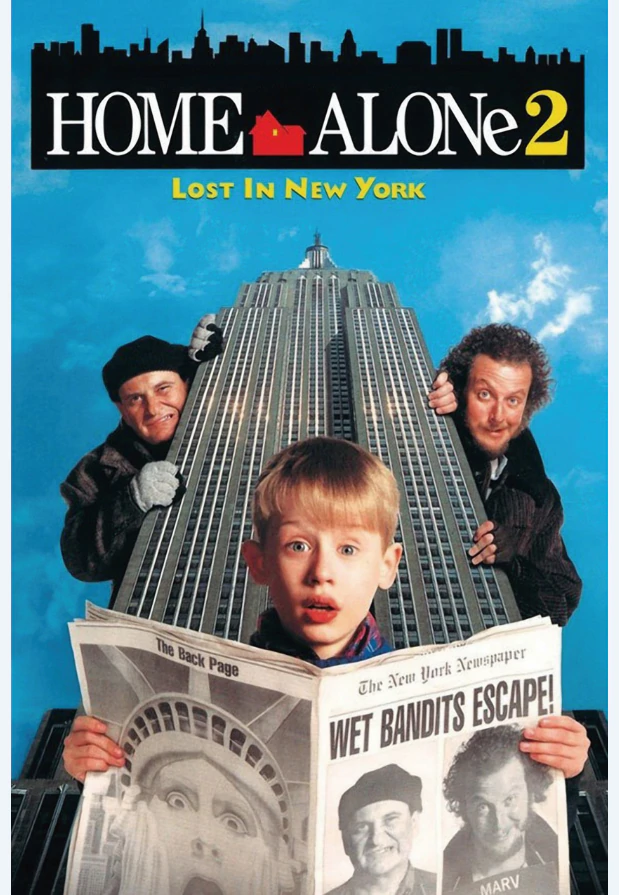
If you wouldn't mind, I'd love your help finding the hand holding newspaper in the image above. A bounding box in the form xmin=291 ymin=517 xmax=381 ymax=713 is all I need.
xmin=65 ymin=605 xmax=568 ymax=895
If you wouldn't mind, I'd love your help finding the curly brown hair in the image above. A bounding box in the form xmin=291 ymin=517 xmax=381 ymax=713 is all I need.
xmin=440 ymin=324 xmax=553 ymax=425
xmin=443 ymin=724 xmax=554 ymax=820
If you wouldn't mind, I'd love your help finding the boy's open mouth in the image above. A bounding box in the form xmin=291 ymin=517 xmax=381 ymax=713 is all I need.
xmin=302 ymin=599 xmax=338 ymax=623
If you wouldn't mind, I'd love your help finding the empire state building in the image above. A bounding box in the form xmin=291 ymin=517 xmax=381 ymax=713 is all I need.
xmin=113 ymin=234 xmax=520 ymax=646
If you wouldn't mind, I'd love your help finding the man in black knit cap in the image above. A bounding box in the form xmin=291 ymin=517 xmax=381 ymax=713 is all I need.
xmin=439 ymin=323 xmax=581 ymax=628
xmin=326 ymin=764 xmax=436 ymax=895
xmin=60 ymin=316 xmax=223 ymax=604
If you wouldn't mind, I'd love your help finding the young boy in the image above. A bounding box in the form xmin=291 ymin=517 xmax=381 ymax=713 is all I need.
xmin=64 ymin=437 xmax=588 ymax=783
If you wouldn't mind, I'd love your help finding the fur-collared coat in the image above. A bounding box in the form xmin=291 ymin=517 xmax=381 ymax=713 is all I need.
xmin=60 ymin=423 xmax=161 ymax=604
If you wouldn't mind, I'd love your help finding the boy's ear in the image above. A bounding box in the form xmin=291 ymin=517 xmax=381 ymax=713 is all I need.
xmin=241 ymin=539 xmax=270 ymax=586
xmin=378 ymin=542 xmax=403 ymax=590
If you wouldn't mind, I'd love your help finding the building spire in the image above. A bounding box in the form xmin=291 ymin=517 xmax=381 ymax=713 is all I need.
xmin=193 ymin=10 xmax=212 ymax=59
xmin=300 ymin=232 xmax=336 ymax=269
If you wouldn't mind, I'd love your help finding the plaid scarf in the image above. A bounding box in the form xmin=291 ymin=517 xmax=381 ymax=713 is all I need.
xmin=249 ymin=608 xmax=393 ymax=668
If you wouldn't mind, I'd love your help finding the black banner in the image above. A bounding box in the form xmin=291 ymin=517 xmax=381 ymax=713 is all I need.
xmin=31 ymin=25 xmax=585 ymax=170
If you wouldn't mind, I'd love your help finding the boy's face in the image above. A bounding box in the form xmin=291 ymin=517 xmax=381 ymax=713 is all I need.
xmin=242 ymin=498 xmax=402 ymax=659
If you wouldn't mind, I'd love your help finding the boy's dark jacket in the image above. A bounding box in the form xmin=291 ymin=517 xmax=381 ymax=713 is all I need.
xmin=250 ymin=608 xmax=391 ymax=667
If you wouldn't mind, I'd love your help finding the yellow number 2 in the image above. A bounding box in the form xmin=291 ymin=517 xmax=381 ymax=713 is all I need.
xmin=525 ymin=90 xmax=568 ymax=156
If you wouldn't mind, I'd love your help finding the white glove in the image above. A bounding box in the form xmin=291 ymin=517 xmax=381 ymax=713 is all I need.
xmin=188 ymin=314 xmax=224 ymax=363
xmin=130 ymin=461 xmax=180 ymax=513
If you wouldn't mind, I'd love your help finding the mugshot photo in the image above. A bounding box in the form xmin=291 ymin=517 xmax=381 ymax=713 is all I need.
xmin=441 ymin=723 xmax=561 ymax=895
xmin=322 ymin=740 xmax=440 ymax=895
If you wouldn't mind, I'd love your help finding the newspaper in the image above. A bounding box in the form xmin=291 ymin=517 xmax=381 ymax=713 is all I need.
xmin=65 ymin=604 xmax=568 ymax=895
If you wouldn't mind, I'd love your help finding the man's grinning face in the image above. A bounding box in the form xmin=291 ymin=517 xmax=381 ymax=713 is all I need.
xmin=344 ymin=800 xmax=416 ymax=879
xmin=116 ymin=370 xmax=188 ymax=445
xmin=464 ymin=355 xmax=533 ymax=458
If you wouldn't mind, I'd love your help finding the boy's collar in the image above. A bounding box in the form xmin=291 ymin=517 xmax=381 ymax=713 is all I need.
xmin=249 ymin=608 xmax=392 ymax=667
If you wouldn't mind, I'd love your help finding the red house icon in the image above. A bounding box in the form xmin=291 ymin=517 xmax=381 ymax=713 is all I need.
xmin=250 ymin=111 xmax=305 ymax=156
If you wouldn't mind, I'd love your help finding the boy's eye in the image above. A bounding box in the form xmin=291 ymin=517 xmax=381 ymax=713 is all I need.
xmin=288 ymin=541 xmax=309 ymax=553
xmin=340 ymin=545 xmax=357 ymax=556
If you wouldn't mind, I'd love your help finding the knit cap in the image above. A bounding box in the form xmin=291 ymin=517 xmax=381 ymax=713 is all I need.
xmin=102 ymin=336 xmax=188 ymax=401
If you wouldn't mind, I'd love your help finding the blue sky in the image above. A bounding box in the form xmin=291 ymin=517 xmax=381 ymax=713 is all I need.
xmin=11 ymin=0 xmax=608 ymax=776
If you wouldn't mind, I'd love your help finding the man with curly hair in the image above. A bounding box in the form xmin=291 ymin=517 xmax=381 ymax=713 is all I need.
xmin=438 ymin=323 xmax=581 ymax=626
xmin=442 ymin=725 xmax=559 ymax=892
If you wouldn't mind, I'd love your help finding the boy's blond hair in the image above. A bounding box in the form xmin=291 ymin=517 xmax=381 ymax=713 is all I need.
xmin=252 ymin=437 xmax=400 ymax=546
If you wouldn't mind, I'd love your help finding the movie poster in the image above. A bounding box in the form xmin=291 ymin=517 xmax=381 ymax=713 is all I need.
xmin=12 ymin=0 xmax=607 ymax=805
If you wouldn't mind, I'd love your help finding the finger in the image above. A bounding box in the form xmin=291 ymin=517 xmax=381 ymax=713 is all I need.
xmin=523 ymin=751 xmax=582 ymax=776
xmin=537 ymin=715 xmax=588 ymax=734
xmin=71 ymin=716 xmax=107 ymax=734
xmin=430 ymin=391 xmax=456 ymax=411
xmin=428 ymin=386 xmax=452 ymax=405
xmin=433 ymin=401 xmax=457 ymax=415
xmin=519 ymin=741 xmax=586 ymax=775
xmin=432 ymin=370 xmax=448 ymax=388
xmin=70 ymin=742 xmax=125 ymax=762
xmin=520 ymin=737 xmax=588 ymax=762
xmin=65 ymin=731 xmax=124 ymax=758
xmin=474 ymin=520 xmax=495 ymax=540
xmin=471 ymin=545 xmax=497 ymax=565
xmin=523 ymin=724 xmax=589 ymax=747
xmin=469 ymin=534 xmax=495 ymax=557
xmin=430 ymin=388 xmax=452 ymax=403
xmin=430 ymin=382 xmax=452 ymax=399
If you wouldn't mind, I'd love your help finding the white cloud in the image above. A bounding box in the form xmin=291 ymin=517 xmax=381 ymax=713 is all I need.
xmin=141 ymin=272 xmax=187 ymax=294
xmin=277 ymin=227 xmax=299 ymax=242
xmin=594 ymin=198 xmax=608 ymax=233
xmin=129 ymin=219 xmax=188 ymax=294
xmin=484 ymin=232 xmax=595 ymax=341
xmin=537 ymin=291 xmax=593 ymax=340
xmin=12 ymin=75 xmax=30 ymax=125
xmin=12 ymin=76 xmax=72 ymax=196
xmin=581 ymin=318 xmax=607 ymax=354
xmin=60 ymin=340 xmax=102 ymax=372
xmin=555 ymin=466 xmax=606 ymax=492
xmin=210 ymin=229 xmax=242 ymax=273
xmin=569 ymin=136 xmax=607 ymax=182
xmin=196 ymin=207 xmax=211 ymax=237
